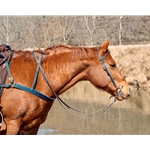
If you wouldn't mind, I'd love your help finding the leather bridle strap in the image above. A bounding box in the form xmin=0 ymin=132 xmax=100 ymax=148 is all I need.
xmin=98 ymin=50 xmax=117 ymax=87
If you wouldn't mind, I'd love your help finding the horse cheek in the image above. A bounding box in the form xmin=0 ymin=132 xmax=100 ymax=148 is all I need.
xmin=88 ymin=66 xmax=110 ymax=89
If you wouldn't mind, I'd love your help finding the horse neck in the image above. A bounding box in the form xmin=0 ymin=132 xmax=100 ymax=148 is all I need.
xmin=42 ymin=48 xmax=97 ymax=95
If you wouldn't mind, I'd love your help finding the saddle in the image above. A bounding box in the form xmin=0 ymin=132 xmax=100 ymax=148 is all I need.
xmin=0 ymin=44 xmax=14 ymax=128
xmin=0 ymin=44 xmax=14 ymax=95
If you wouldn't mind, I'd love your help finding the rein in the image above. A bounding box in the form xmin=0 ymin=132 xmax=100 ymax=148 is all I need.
xmin=0 ymin=50 xmax=119 ymax=118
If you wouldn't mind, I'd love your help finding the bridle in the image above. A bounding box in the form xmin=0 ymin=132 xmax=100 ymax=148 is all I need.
xmin=0 ymin=50 xmax=128 ymax=118
xmin=98 ymin=50 xmax=117 ymax=87
xmin=99 ymin=49 xmax=130 ymax=100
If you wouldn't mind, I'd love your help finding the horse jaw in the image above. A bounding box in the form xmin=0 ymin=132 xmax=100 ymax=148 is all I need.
xmin=57 ymin=72 xmax=86 ymax=95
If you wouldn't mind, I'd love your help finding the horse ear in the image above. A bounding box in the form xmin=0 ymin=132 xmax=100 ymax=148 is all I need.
xmin=101 ymin=40 xmax=110 ymax=49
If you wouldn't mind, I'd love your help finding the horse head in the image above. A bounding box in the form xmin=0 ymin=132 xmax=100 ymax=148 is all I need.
xmin=87 ymin=40 xmax=131 ymax=100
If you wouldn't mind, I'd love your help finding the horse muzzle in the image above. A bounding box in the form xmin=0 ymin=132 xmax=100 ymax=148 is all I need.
xmin=116 ymin=86 xmax=131 ymax=100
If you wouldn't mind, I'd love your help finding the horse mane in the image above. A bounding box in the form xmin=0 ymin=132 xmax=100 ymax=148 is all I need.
xmin=14 ymin=44 xmax=99 ymax=63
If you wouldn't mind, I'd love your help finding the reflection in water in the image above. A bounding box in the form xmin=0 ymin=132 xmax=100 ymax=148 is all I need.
xmin=38 ymin=85 xmax=150 ymax=135
xmin=38 ymin=128 xmax=59 ymax=134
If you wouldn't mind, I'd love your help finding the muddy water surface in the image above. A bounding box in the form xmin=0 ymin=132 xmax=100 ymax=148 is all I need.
xmin=38 ymin=82 xmax=150 ymax=135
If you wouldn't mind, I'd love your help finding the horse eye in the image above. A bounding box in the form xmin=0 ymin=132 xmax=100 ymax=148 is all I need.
xmin=105 ymin=49 xmax=108 ymax=53
xmin=110 ymin=64 xmax=116 ymax=68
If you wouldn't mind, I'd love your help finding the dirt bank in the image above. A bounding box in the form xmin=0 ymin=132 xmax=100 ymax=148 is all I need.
xmin=109 ymin=44 xmax=150 ymax=88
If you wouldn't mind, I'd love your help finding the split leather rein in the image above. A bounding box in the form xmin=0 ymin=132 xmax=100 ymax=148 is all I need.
xmin=0 ymin=48 xmax=125 ymax=118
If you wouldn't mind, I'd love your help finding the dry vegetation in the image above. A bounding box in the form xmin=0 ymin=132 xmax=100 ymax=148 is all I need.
xmin=110 ymin=44 xmax=150 ymax=88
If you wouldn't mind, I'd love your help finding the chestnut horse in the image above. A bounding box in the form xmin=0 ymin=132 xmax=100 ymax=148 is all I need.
xmin=0 ymin=41 xmax=130 ymax=135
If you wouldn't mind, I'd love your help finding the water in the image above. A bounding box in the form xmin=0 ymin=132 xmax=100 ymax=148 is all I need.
xmin=38 ymin=84 xmax=150 ymax=135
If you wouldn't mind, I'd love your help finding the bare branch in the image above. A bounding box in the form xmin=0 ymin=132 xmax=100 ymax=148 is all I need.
xmin=119 ymin=15 xmax=123 ymax=45
xmin=83 ymin=16 xmax=97 ymax=46
xmin=61 ymin=16 xmax=77 ymax=44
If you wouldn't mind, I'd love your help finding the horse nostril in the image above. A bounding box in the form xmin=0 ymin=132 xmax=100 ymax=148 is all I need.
xmin=128 ymin=88 xmax=131 ymax=96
